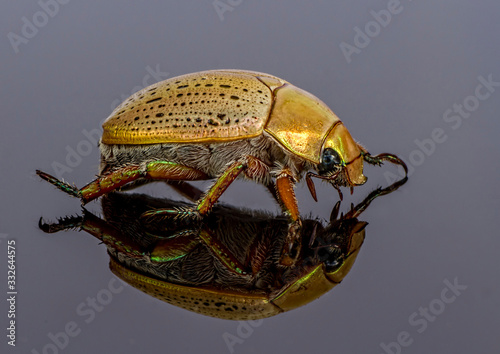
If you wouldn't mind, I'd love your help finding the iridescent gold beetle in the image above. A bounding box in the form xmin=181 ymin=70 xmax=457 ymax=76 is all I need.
xmin=36 ymin=70 xmax=407 ymax=265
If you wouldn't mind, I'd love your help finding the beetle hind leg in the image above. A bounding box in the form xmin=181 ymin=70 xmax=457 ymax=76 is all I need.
xmin=37 ymin=166 xmax=146 ymax=203
xmin=37 ymin=161 xmax=208 ymax=204
xmin=36 ymin=170 xmax=81 ymax=198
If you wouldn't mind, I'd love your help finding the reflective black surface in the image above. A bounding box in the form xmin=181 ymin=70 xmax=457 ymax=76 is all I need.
xmin=2 ymin=1 xmax=499 ymax=353
xmin=38 ymin=177 xmax=404 ymax=320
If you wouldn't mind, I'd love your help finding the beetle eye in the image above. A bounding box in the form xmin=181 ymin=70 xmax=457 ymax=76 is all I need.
xmin=315 ymin=244 xmax=345 ymax=272
xmin=324 ymin=253 xmax=345 ymax=273
xmin=320 ymin=148 xmax=341 ymax=171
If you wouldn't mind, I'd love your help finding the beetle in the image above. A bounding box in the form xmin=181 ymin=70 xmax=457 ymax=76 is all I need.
xmin=39 ymin=172 xmax=406 ymax=320
xmin=36 ymin=69 xmax=407 ymax=265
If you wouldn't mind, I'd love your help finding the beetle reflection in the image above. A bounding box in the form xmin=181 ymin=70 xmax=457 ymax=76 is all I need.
xmin=39 ymin=175 xmax=406 ymax=320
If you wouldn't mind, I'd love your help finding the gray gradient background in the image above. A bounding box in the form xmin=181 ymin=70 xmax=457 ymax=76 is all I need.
xmin=1 ymin=1 xmax=499 ymax=353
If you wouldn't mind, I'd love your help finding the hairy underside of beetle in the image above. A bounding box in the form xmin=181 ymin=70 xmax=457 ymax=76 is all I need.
xmin=105 ymin=201 xmax=322 ymax=292
xmin=98 ymin=133 xmax=316 ymax=185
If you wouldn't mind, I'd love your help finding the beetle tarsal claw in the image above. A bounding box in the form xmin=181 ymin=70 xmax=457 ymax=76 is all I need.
xmin=344 ymin=157 xmax=409 ymax=219
xmin=38 ymin=214 xmax=84 ymax=233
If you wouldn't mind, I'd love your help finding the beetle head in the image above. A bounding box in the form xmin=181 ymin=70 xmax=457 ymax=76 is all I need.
xmin=318 ymin=122 xmax=367 ymax=187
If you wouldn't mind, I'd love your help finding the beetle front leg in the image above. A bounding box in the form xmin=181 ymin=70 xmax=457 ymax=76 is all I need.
xmin=275 ymin=168 xmax=302 ymax=266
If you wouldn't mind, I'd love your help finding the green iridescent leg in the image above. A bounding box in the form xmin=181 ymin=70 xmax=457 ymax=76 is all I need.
xmin=198 ymin=228 xmax=249 ymax=276
xmin=36 ymin=170 xmax=81 ymax=199
xmin=148 ymin=226 xmax=251 ymax=275
xmin=197 ymin=160 xmax=245 ymax=215
xmin=37 ymin=161 xmax=208 ymax=204
xmin=39 ymin=209 xmax=147 ymax=260
xmin=149 ymin=233 xmax=200 ymax=262
xmin=141 ymin=160 xmax=245 ymax=221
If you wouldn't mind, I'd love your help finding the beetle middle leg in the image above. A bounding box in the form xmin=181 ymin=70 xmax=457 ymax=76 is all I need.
xmin=142 ymin=155 xmax=271 ymax=220
xmin=141 ymin=159 xmax=247 ymax=221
